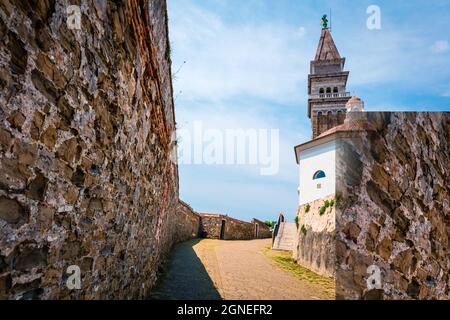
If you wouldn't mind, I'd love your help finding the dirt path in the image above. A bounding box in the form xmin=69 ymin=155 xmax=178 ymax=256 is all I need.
xmin=150 ymin=238 xmax=333 ymax=300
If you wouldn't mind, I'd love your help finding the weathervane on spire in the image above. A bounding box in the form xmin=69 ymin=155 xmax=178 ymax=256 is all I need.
xmin=320 ymin=14 xmax=328 ymax=29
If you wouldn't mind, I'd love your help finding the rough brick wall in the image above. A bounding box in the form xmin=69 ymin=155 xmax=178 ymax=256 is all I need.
xmin=295 ymin=195 xmax=335 ymax=278
xmin=174 ymin=201 xmax=200 ymax=243
xmin=0 ymin=0 xmax=180 ymax=299
xmin=336 ymin=112 xmax=449 ymax=300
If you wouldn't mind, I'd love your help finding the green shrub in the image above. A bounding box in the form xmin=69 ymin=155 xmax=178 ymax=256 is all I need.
xmin=330 ymin=199 xmax=335 ymax=207
xmin=294 ymin=216 xmax=299 ymax=229
xmin=301 ymin=224 xmax=307 ymax=236
xmin=319 ymin=206 xmax=326 ymax=216
xmin=324 ymin=200 xmax=330 ymax=208
xmin=305 ymin=204 xmax=310 ymax=213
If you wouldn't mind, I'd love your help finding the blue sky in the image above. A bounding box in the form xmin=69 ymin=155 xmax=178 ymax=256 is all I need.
xmin=167 ymin=0 xmax=450 ymax=222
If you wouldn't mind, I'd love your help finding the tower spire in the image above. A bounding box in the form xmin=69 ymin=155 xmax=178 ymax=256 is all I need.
xmin=314 ymin=28 xmax=341 ymax=61
xmin=307 ymin=19 xmax=350 ymax=138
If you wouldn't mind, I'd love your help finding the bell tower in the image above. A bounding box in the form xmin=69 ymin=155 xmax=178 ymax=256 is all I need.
xmin=308 ymin=17 xmax=350 ymax=138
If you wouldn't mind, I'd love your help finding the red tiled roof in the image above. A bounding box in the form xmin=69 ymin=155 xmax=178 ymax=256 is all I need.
xmin=316 ymin=118 xmax=374 ymax=139
xmin=294 ymin=116 xmax=375 ymax=164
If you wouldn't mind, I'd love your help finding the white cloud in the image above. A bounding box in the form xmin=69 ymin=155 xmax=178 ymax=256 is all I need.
xmin=342 ymin=30 xmax=423 ymax=86
xmin=296 ymin=26 xmax=306 ymax=38
xmin=169 ymin=1 xmax=450 ymax=100
xmin=168 ymin=3 xmax=310 ymax=104
xmin=175 ymin=100 xmax=307 ymax=183
xmin=174 ymin=98 xmax=307 ymax=220
xmin=169 ymin=2 xmax=450 ymax=104
xmin=179 ymin=171 xmax=297 ymax=221
xmin=431 ymin=40 xmax=449 ymax=53
xmin=167 ymin=2 xmax=314 ymax=220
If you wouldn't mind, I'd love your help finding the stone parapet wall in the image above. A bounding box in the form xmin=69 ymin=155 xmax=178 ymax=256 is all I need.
xmin=174 ymin=201 xmax=200 ymax=243
xmin=336 ymin=112 xmax=449 ymax=300
xmin=252 ymin=218 xmax=272 ymax=239
xmin=224 ymin=216 xmax=254 ymax=240
xmin=199 ymin=214 xmax=270 ymax=240
xmin=294 ymin=195 xmax=336 ymax=278
xmin=0 ymin=0 xmax=178 ymax=299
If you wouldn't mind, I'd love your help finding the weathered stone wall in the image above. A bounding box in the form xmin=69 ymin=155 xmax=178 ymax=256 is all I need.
xmin=199 ymin=214 xmax=259 ymax=240
xmin=174 ymin=200 xmax=200 ymax=243
xmin=0 ymin=0 xmax=179 ymax=299
xmin=252 ymin=219 xmax=272 ymax=239
xmin=336 ymin=112 xmax=449 ymax=300
xmin=224 ymin=216 xmax=254 ymax=240
xmin=294 ymin=195 xmax=336 ymax=278
xmin=198 ymin=214 xmax=223 ymax=239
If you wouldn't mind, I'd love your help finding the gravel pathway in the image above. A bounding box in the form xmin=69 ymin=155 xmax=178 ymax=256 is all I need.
xmin=150 ymin=238 xmax=331 ymax=300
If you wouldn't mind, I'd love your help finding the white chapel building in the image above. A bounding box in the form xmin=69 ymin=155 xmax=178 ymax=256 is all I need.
xmin=294 ymin=96 xmax=366 ymax=205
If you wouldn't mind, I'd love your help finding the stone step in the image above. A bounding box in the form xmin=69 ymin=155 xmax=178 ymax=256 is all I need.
xmin=272 ymin=222 xmax=296 ymax=251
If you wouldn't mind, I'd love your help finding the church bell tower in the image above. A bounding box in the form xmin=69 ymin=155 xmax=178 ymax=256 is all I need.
xmin=308 ymin=16 xmax=350 ymax=138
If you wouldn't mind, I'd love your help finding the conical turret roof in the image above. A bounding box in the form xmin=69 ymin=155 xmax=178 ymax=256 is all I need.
xmin=314 ymin=28 xmax=341 ymax=61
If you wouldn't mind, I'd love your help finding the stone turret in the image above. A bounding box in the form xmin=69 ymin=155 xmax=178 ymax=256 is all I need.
xmin=345 ymin=96 xmax=366 ymax=121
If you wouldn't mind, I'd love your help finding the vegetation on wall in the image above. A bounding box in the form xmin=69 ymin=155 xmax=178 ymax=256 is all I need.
xmin=319 ymin=205 xmax=326 ymax=216
xmin=319 ymin=197 xmax=336 ymax=216
xmin=301 ymin=224 xmax=307 ymax=236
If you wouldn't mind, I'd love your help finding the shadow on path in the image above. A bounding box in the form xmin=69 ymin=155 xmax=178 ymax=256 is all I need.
xmin=149 ymin=239 xmax=221 ymax=300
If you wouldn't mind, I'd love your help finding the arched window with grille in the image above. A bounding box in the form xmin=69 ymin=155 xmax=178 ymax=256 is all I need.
xmin=313 ymin=170 xmax=326 ymax=179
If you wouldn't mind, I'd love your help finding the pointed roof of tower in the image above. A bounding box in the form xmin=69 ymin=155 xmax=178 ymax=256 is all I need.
xmin=314 ymin=28 xmax=341 ymax=61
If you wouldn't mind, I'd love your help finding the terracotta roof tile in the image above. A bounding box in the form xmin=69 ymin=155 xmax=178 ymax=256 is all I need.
xmin=316 ymin=118 xmax=374 ymax=139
